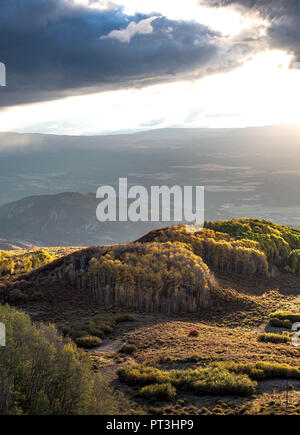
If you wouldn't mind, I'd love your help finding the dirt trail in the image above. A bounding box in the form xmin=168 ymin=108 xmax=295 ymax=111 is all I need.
xmin=258 ymin=379 xmax=300 ymax=393
xmin=92 ymin=339 xmax=124 ymax=353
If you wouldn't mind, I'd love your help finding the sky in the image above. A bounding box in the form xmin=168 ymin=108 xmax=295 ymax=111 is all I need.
xmin=0 ymin=0 xmax=300 ymax=135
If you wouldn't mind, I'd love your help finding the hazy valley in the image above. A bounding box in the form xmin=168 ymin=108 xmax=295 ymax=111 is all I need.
xmin=1 ymin=126 xmax=300 ymax=230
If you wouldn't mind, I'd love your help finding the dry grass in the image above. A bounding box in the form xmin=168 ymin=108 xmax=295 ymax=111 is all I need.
xmin=258 ymin=332 xmax=290 ymax=344
xmin=122 ymin=318 xmax=299 ymax=367
xmin=149 ymin=389 xmax=300 ymax=415
xmin=240 ymin=390 xmax=300 ymax=415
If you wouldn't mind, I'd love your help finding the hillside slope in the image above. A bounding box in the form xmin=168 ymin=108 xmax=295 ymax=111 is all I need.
xmin=3 ymin=219 xmax=299 ymax=317
xmin=1 ymin=242 xmax=219 ymax=313
xmin=2 ymin=218 xmax=300 ymax=416
xmin=139 ymin=220 xmax=300 ymax=274
xmin=0 ymin=238 xmax=35 ymax=251
xmin=0 ymin=192 xmax=155 ymax=246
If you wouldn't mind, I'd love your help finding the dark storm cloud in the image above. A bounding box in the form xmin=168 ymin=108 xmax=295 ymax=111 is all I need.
xmin=205 ymin=0 xmax=300 ymax=65
xmin=0 ymin=0 xmax=252 ymax=107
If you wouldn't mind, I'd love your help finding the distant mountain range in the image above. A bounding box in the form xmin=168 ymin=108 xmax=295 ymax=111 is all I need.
xmin=0 ymin=238 xmax=35 ymax=251
xmin=0 ymin=126 xmax=300 ymax=233
xmin=0 ymin=192 xmax=157 ymax=247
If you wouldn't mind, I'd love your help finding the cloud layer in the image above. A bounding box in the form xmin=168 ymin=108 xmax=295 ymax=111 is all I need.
xmin=206 ymin=0 xmax=300 ymax=65
xmin=102 ymin=16 xmax=159 ymax=43
xmin=0 ymin=0 xmax=251 ymax=107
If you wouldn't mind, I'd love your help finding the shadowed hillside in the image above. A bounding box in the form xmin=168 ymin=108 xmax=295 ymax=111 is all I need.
xmin=0 ymin=192 xmax=156 ymax=247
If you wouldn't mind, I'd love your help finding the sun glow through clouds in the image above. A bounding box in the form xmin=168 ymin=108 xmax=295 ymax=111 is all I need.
xmin=0 ymin=49 xmax=299 ymax=135
xmin=0 ymin=1 xmax=299 ymax=134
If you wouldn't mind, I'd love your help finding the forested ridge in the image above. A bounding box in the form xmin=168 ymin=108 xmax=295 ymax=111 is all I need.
xmin=205 ymin=218 xmax=300 ymax=271
xmin=67 ymin=242 xmax=217 ymax=313
xmin=1 ymin=219 xmax=300 ymax=315
xmin=0 ymin=246 xmax=79 ymax=278
xmin=138 ymin=224 xmax=269 ymax=276
xmin=0 ymin=249 xmax=54 ymax=277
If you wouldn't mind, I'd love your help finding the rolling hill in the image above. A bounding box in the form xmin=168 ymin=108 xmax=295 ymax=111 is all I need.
xmin=2 ymin=219 xmax=300 ymax=318
xmin=1 ymin=218 xmax=300 ymax=415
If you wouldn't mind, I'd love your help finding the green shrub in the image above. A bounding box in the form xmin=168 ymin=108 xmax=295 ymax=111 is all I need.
xmin=115 ymin=314 xmax=136 ymax=323
xmin=85 ymin=323 xmax=106 ymax=337
xmin=120 ymin=343 xmax=137 ymax=355
xmin=254 ymin=361 xmax=300 ymax=379
xmin=190 ymin=368 xmax=256 ymax=396
xmin=62 ymin=314 xmax=121 ymax=343
xmin=269 ymin=318 xmax=292 ymax=329
xmin=118 ymin=364 xmax=257 ymax=397
xmin=61 ymin=313 xmax=136 ymax=346
xmin=118 ymin=366 xmax=171 ymax=386
xmin=75 ymin=336 xmax=102 ymax=349
xmin=258 ymin=332 xmax=290 ymax=344
xmin=95 ymin=323 xmax=114 ymax=334
xmin=214 ymin=361 xmax=300 ymax=381
xmin=170 ymin=366 xmax=257 ymax=396
xmin=270 ymin=311 xmax=300 ymax=323
xmin=119 ymin=360 xmax=300 ymax=398
xmin=139 ymin=383 xmax=176 ymax=401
